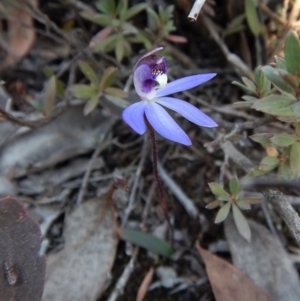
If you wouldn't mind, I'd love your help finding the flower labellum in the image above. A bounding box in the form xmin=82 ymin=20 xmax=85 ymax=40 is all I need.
xmin=122 ymin=47 xmax=218 ymax=145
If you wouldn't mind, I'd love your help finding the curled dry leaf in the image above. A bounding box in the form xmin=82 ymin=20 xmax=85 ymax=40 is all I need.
xmin=196 ymin=241 xmax=271 ymax=301
xmin=42 ymin=196 xmax=118 ymax=301
xmin=0 ymin=196 xmax=46 ymax=301
xmin=0 ymin=0 xmax=38 ymax=70
xmin=136 ymin=267 xmax=154 ymax=301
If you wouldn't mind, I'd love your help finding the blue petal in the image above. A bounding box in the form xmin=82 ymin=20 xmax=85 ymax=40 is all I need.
xmin=144 ymin=102 xmax=191 ymax=145
xmin=156 ymin=74 xmax=216 ymax=97
xmin=156 ymin=97 xmax=218 ymax=127
xmin=122 ymin=101 xmax=147 ymax=134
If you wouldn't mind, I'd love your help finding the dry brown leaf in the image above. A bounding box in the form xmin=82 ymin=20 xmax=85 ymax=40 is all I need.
xmin=136 ymin=267 xmax=155 ymax=301
xmin=225 ymin=217 xmax=300 ymax=301
xmin=0 ymin=0 xmax=37 ymax=69
xmin=42 ymin=197 xmax=118 ymax=301
xmin=196 ymin=241 xmax=271 ymax=301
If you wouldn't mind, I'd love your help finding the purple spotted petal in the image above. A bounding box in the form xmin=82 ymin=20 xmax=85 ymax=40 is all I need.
xmin=156 ymin=73 xmax=216 ymax=97
xmin=134 ymin=47 xmax=163 ymax=69
xmin=156 ymin=97 xmax=218 ymax=127
xmin=122 ymin=101 xmax=147 ymax=134
xmin=144 ymin=102 xmax=191 ymax=145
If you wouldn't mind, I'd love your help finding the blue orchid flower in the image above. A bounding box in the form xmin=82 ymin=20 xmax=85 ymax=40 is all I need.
xmin=122 ymin=47 xmax=218 ymax=145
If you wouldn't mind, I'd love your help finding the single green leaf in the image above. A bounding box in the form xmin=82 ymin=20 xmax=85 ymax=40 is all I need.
xmin=100 ymin=67 xmax=118 ymax=91
xmin=78 ymin=61 xmax=99 ymax=88
xmin=120 ymin=228 xmax=174 ymax=257
xmin=291 ymin=102 xmax=300 ymax=118
xmin=232 ymin=204 xmax=251 ymax=242
xmin=118 ymin=0 xmax=128 ymax=22
xmin=245 ymin=0 xmax=262 ymax=36
xmin=69 ymin=84 xmax=96 ymax=99
xmin=147 ymin=8 xmax=160 ymax=29
xmin=103 ymin=94 xmax=129 ymax=109
xmin=290 ymin=141 xmax=300 ymax=179
xmin=242 ymin=77 xmax=257 ymax=91
xmin=44 ymin=76 xmax=56 ymax=117
xmin=83 ymin=95 xmax=99 ymax=116
xmin=104 ymin=87 xmax=127 ymax=98
xmin=223 ymin=14 xmax=246 ymax=37
xmin=215 ymin=202 xmax=231 ymax=223
xmin=80 ymin=12 xmax=112 ymax=26
xmin=251 ymin=94 xmax=296 ymax=115
xmin=96 ymin=0 xmax=115 ymax=14
xmin=249 ymin=133 xmax=273 ymax=147
xmin=241 ymin=95 xmax=259 ymax=102
xmin=236 ymin=198 xmax=251 ymax=209
xmin=92 ymin=34 xmax=119 ymax=52
xmin=254 ymin=66 xmax=271 ymax=96
xmin=122 ymin=22 xmax=138 ymax=34
xmin=275 ymin=55 xmax=286 ymax=69
xmin=229 ymin=176 xmax=241 ymax=196
xmin=284 ymin=30 xmax=300 ymax=75
xmin=278 ymin=163 xmax=291 ymax=180
xmin=206 ymin=200 xmax=222 ymax=209
xmin=232 ymin=81 xmax=257 ymax=94
xmin=259 ymin=156 xmax=279 ymax=172
xmin=208 ymin=182 xmax=230 ymax=200
xmin=270 ymin=134 xmax=297 ymax=147
xmin=262 ymin=66 xmax=295 ymax=95
xmin=124 ymin=3 xmax=146 ymax=20
xmin=115 ymin=35 xmax=125 ymax=61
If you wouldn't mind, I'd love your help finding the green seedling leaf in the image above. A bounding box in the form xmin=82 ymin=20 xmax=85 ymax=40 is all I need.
xmin=43 ymin=68 xmax=65 ymax=96
xmin=84 ymin=95 xmax=99 ymax=116
xmin=284 ymin=30 xmax=300 ymax=75
xmin=115 ymin=35 xmax=125 ymax=61
xmin=69 ymin=84 xmax=96 ymax=100
xmin=118 ymin=0 xmax=129 ymax=22
xmin=147 ymin=8 xmax=160 ymax=29
xmin=236 ymin=198 xmax=251 ymax=210
xmin=96 ymin=0 xmax=115 ymax=15
xmin=241 ymin=95 xmax=259 ymax=103
xmin=249 ymin=133 xmax=273 ymax=147
xmin=290 ymin=141 xmax=300 ymax=179
xmin=206 ymin=200 xmax=222 ymax=209
xmin=44 ymin=75 xmax=56 ymax=117
xmin=92 ymin=34 xmax=119 ymax=52
xmin=124 ymin=3 xmax=146 ymax=20
xmin=78 ymin=61 xmax=99 ymax=88
xmin=81 ymin=12 xmax=112 ymax=26
xmin=258 ymin=156 xmax=279 ymax=172
xmin=242 ymin=77 xmax=257 ymax=92
xmin=229 ymin=176 xmax=241 ymax=196
xmin=208 ymin=182 xmax=230 ymax=201
xmin=254 ymin=66 xmax=271 ymax=96
xmin=251 ymin=94 xmax=296 ymax=115
xmin=232 ymin=203 xmax=251 ymax=242
xmin=245 ymin=0 xmax=262 ymax=36
xmin=275 ymin=55 xmax=286 ymax=69
xmin=104 ymin=87 xmax=127 ymax=98
xmin=270 ymin=134 xmax=297 ymax=147
xmin=232 ymin=81 xmax=257 ymax=94
xmin=262 ymin=66 xmax=295 ymax=95
xmin=215 ymin=202 xmax=231 ymax=223
xmin=120 ymin=228 xmax=173 ymax=257
xmin=100 ymin=67 xmax=118 ymax=91
xmin=291 ymin=102 xmax=300 ymax=118
xmin=223 ymin=14 xmax=246 ymax=37
xmin=278 ymin=163 xmax=291 ymax=179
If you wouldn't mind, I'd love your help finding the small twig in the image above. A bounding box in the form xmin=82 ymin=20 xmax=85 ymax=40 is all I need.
xmin=261 ymin=201 xmax=280 ymax=239
xmin=106 ymin=247 xmax=139 ymax=301
xmin=76 ymin=118 xmax=116 ymax=205
xmin=202 ymin=15 xmax=253 ymax=79
xmin=188 ymin=0 xmax=206 ymax=21
xmin=122 ymin=134 xmax=149 ymax=227
xmin=157 ymin=161 xmax=199 ymax=218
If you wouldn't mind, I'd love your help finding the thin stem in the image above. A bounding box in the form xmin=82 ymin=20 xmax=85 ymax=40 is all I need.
xmin=144 ymin=116 xmax=173 ymax=238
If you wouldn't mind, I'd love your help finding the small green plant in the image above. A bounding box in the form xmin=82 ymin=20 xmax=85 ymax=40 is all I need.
xmin=81 ymin=0 xmax=147 ymax=61
xmin=233 ymin=30 xmax=300 ymax=180
xmin=69 ymin=61 xmax=127 ymax=115
xmin=206 ymin=177 xmax=261 ymax=241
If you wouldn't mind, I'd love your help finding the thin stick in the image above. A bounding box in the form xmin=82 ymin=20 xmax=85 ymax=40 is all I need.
xmin=188 ymin=0 xmax=206 ymax=21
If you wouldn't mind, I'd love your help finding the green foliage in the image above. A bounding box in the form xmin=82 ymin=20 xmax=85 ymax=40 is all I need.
xmin=207 ymin=178 xmax=252 ymax=241
xmin=69 ymin=62 xmax=127 ymax=115
xmin=81 ymin=0 xmax=147 ymax=61
xmin=245 ymin=0 xmax=263 ymax=36
xmin=120 ymin=228 xmax=174 ymax=257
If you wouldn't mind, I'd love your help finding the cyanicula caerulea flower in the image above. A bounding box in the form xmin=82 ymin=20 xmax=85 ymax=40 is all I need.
xmin=122 ymin=47 xmax=218 ymax=146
